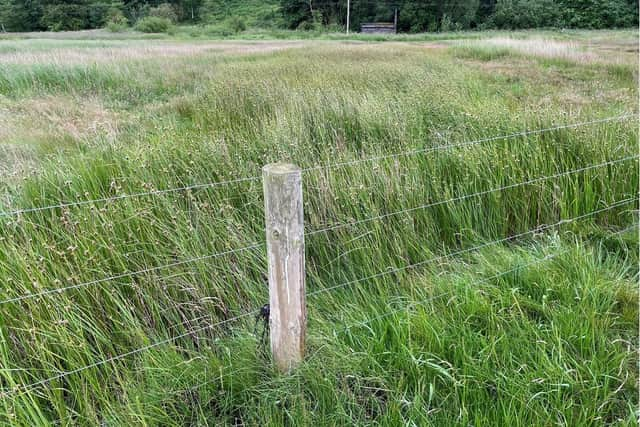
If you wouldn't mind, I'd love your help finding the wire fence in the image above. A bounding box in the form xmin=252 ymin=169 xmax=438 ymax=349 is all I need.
xmin=53 ymin=223 xmax=634 ymax=409
xmin=306 ymin=154 xmax=638 ymax=236
xmin=3 ymin=196 xmax=636 ymax=398
xmin=0 ymin=114 xmax=631 ymax=219
xmin=0 ymin=115 xmax=637 ymax=400
xmin=0 ymin=153 xmax=635 ymax=306
xmin=334 ymin=223 xmax=639 ymax=336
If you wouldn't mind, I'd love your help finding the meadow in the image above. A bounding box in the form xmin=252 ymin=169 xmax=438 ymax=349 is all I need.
xmin=0 ymin=30 xmax=637 ymax=425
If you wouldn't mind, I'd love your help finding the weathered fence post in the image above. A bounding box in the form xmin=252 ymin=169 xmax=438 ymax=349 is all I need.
xmin=262 ymin=163 xmax=306 ymax=373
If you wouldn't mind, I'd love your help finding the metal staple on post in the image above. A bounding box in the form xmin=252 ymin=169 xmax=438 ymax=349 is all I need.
xmin=262 ymin=163 xmax=306 ymax=373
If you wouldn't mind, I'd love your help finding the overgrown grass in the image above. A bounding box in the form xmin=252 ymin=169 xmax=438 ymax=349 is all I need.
xmin=0 ymin=31 xmax=637 ymax=425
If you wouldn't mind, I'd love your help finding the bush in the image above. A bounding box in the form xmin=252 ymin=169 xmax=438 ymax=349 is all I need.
xmin=440 ymin=14 xmax=454 ymax=31
xmin=226 ymin=16 xmax=246 ymax=33
xmin=135 ymin=16 xmax=172 ymax=33
xmin=296 ymin=20 xmax=313 ymax=31
xmin=202 ymin=24 xmax=233 ymax=37
xmin=311 ymin=10 xmax=323 ymax=31
xmin=104 ymin=7 xmax=127 ymax=32
xmin=148 ymin=3 xmax=178 ymax=23
xmin=105 ymin=7 xmax=127 ymax=25
xmin=106 ymin=21 xmax=126 ymax=32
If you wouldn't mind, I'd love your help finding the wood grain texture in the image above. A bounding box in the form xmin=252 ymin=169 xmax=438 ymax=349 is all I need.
xmin=262 ymin=163 xmax=306 ymax=373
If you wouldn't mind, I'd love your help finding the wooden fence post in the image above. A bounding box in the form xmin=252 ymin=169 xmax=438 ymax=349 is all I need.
xmin=262 ymin=163 xmax=306 ymax=373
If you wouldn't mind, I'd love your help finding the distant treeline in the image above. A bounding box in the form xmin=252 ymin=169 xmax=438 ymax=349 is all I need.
xmin=0 ymin=0 xmax=209 ymax=31
xmin=0 ymin=0 xmax=637 ymax=32
xmin=282 ymin=0 xmax=639 ymax=31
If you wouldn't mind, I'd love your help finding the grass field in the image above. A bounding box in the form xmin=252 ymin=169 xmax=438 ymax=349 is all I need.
xmin=0 ymin=30 xmax=637 ymax=425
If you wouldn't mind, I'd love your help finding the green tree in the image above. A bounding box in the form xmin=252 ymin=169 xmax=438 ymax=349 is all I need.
xmin=558 ymin=0 xmax=638 ymax=28
xmin=489 ymin=0 xmax=637 ymax=29
xmin=148 ymin=2 xmax=177 ymax=22
xmin=0 ymin=0 xmax=44 ymax=31
xmin=0 ymin=0 xmax=637 ymax=33
xmin=41 ymin=2 xmax=88 ymax=31
xmin=38 ymin=0 xmax=123 ymax=31
xmin=0 ymin=0 xmax=11 ymax=30
xmin=178 ymin=0 xmax=202 ymax=21
xmin=279 ymin=0 xmax=312 ymax=29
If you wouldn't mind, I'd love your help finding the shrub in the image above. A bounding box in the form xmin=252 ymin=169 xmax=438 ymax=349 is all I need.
xmin=106 ymin=20 xmax=127 ymax=32
xmin=135 ymin=16 xmax=172 ymax=33
xmin=203 ymin=24 xmax=234 ymax=37
xmin=226 ymin=16 xmax=246 ymax=34
xmin=311 ymin=10 xmax=323 ymax=31
xmin=296 ymin=20 xmax=313 ymax=31
xmin=148 ymin=3 xmax=178 ymax=23
xmin=440 ymin=14 xmax=454 ymax=32
xmin=105 ymin=7 xmax=127 ymax=25
xmin=104 ymin=7 xmax=127 ymax=32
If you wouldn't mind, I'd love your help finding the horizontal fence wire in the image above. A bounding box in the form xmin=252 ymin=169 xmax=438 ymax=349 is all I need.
xmin=339 ymin=254 xmax=566 ymax=333
xmin=151 ymin=254 xmax=569 ymax=400
xmin=0 ymin=114 xmax=631 ymax=219
xmin=0 ymin=309 xmax=261 ymax=399
xmin=306 ymin=154 xmax=638 ymax=236
xmin=0 ymin=176 xmax=262 ymax=218
xmin=0 ymin=243 xmax=264 ymax=306
xmin=0 ymin=155 xmax=635 ymax=306
xmin=300 ymin=114 xmax=633 ymax=174
xmin=81 ymin=223 xmax=639 ymax=407
xmin=334 ymin=223 xmax=639 ymax=336
xmin=308 ymin=197 xmax=636 ymax=298
xmin=2 ymin=199 xmax=635 ymax=399
xmin=335 ymin=251 xmax=566 ymax=334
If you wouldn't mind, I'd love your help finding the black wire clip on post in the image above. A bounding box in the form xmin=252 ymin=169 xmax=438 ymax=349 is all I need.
xmin=254 ymin=304 xmax=270 ymax=357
